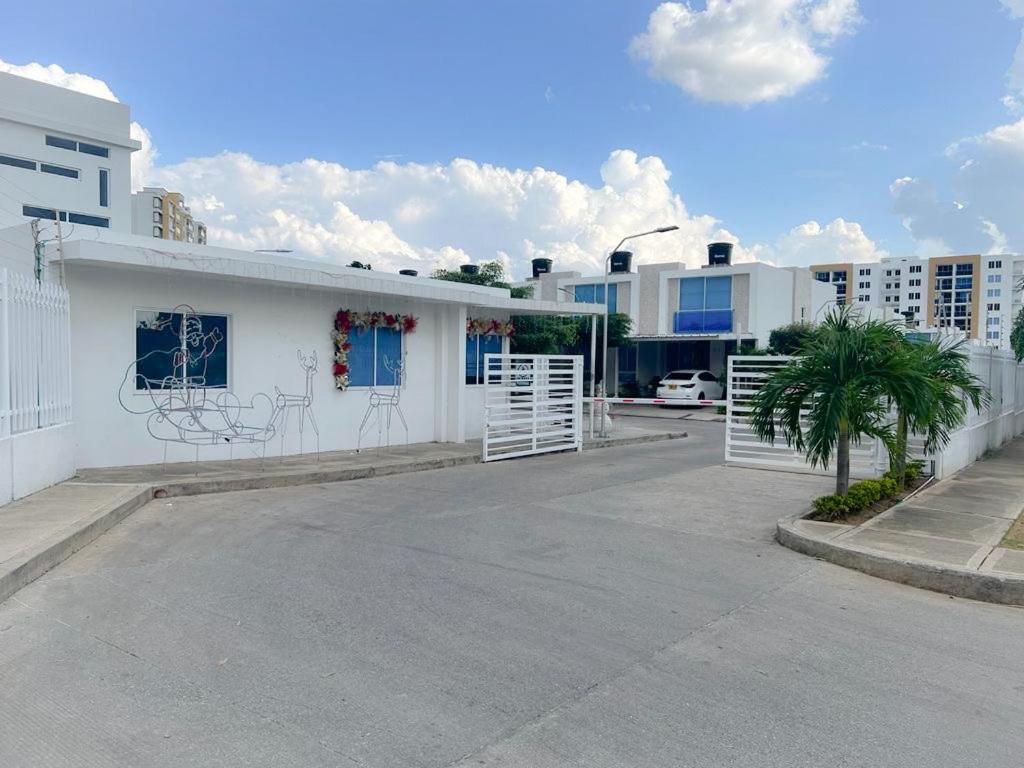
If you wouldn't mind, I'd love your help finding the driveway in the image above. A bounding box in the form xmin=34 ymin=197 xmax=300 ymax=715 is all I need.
xmin=1 ymin=422 xmax=1022 ymax=767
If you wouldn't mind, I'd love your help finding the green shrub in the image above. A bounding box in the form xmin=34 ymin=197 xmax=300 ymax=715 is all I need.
xmin=813 ymin=494 xmax=850 ymax=521
xmin=904 ymin=461 xmax=923 ymax=481
xmin=846 ymin=480 xmax=882 ymax=511
xmin=878 ymin=476 xmax=898 ymax=498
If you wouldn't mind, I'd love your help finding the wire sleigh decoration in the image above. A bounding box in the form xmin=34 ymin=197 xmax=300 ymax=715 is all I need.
xmin=118 ymin=305 xmax=320 ymax=464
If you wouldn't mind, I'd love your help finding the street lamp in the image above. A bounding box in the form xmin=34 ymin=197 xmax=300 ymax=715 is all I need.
xmin=600 ymin=226 xmax=679 ymax=436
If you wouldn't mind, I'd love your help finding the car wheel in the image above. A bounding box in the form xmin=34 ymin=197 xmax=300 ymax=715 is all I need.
xmin=698 ymin=391 xmax=704 ymax=400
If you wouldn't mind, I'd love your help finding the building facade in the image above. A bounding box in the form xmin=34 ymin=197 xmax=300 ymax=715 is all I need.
xmin=131 ymin=187 xmax=207 ymax=244
xmin=525 ymin=245 xmax=835 ymax=394
xmin=0 ymin=71 xmax=140 ymax=232
xmin=810 ymin=254 xmax=1019 ymax=350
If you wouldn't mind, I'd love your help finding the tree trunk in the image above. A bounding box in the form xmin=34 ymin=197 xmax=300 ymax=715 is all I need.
xmin=892 ymin=410 xmax=908 ymax=489
xmin=836 ymin=424 xmax=850 ymax=496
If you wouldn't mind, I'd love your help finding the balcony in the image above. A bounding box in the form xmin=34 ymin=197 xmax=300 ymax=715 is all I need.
xmin=673 ymin=309 xmax=733 ymax=334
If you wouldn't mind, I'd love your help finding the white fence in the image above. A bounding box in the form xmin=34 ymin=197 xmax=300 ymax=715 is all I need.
xmin=1 ymin=269 xmax=72 ymax=437
xmin=482 ymin=354 xmax=583 ymax=462
xmin=726 ymin=350 xmax=1024 ymax=480
xmin=0 ymin=269 xmax=73 ymax=505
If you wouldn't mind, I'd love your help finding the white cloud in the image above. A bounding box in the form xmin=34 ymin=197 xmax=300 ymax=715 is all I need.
xmin=629 ymin=0 xmax=861 ymax=105
xmin=844 ymin=140 xmax=889 ymax=151
xmin=762 ymin=217 xmax=887 ymax=266
xmin=0 ymin=59 xmax=884 ymax=275
xmin=1001 ymin=0 xmax=1024 ymax=19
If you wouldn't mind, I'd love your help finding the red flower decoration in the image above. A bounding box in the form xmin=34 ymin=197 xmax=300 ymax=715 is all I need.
xmin=403 ymin=315 xmax=417 ymax=333
xmin=333 ymin=363 xmax=349 ymax=376
xmin=342 ymin=342 xmax=352 ymax=351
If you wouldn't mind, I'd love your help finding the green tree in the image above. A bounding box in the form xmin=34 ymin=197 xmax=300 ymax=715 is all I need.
xmin=511 ymin=315 xmax=579 ymax=355
xmin=749 ymin=307 xmax=928 ymax=496
xmin=889 ymin=338 xmax=988 ymax=488
xmin=768 ymin=322 xmax=813 ymax=355
xmin=430 ymin=261 xmax=532 ymax=298
xmin=1011 ymin=307 xmax=1024 ymax=362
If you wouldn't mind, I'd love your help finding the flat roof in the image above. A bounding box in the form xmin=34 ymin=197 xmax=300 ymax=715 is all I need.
xmin=50 ymin=229 xmax=604 ymax=316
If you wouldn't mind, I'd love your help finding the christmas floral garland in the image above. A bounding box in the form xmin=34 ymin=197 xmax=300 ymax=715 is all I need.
xmin=332 ymin=309 xmax=418 ymax=390
xmin=467 ymin=318 xmax=514 ymax=337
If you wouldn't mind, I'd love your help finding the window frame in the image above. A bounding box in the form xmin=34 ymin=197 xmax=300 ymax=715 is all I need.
xmin=0 ymin=153 xmax=37 ymax=171
xmin=345 ymin=325 xmax=407 ymax=389
xmin=132 ymin=307 xmax=232 ymax=393
xmin=465 ymin=333 xmax=505 ymax=386
xmin=99 ymin=168 xmax=109 ymax=208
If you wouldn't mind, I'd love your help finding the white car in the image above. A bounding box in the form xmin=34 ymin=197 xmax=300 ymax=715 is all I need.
xmin=655 ymin=369 xmax=724 ymax=403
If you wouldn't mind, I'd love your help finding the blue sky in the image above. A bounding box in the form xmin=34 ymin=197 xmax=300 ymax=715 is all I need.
xmin=2 ymin=1 xmax=1023 ymax=275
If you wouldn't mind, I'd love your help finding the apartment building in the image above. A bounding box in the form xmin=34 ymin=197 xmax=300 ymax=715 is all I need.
xmin=524 ymin=243 xmax=834 ymax=393
xmin=131 ymin=187 xmax=207 ymax=244
xmin=811 ymin=254 xmax=1019 ymax=350
xmin=0 ymin=72 xmax=140 ymax=232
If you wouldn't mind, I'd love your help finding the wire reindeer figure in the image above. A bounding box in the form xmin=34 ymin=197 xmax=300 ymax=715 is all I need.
xmin=274 ymin=349 xmax=320 ymax=459
xmin=357 ymin=354 xmax=409 ymax=451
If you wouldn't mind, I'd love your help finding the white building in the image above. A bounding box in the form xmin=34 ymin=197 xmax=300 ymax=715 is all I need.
xmin=0 ymin=71 xmax=140 ymax=232
xmin=811 ymin=254 xmax=1021 ymax=351
xmin=524 ymin=244 xmax=835 ymax=394
xmin=0 ymin=224 xmax=597 ymax=473
xmin=132 ymin=187 xmax=207 ymax=244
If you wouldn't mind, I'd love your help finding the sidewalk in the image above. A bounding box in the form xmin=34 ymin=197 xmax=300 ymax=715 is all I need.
xmin=0 ymin=427 xmax=687 ymax=605
xmin=779 ymin=438 xmax=1024 ymax=605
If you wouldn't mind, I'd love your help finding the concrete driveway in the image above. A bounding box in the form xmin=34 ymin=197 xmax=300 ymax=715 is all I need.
xmin=1 ymin=422 xmax=1022 ymax=767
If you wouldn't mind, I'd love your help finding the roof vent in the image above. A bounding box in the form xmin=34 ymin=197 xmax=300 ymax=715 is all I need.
xmin=399 ymin=269 xmax=418 ymax=277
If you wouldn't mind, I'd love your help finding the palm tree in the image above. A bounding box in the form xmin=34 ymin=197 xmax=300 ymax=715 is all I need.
xmin=889 ymin=338 xmax=989 ymax=488
xmin=748 ymin=306 xmax=928 ymax=496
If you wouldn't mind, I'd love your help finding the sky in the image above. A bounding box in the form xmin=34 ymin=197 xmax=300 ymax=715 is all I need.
xmin=1 ymin=0 xmax=1023 ymax=278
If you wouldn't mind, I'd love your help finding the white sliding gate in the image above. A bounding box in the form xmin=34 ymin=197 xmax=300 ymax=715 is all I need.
xmin=482 ymin=354 xmax=583 ymax=462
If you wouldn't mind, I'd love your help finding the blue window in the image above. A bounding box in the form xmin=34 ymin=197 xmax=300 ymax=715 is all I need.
xmin=78 ymin=141 xmax=109 ymax=158
xmin=22 ymin=205 xmax=66 ymax=221
xmin=99 ymin=168 xmax=109 ymax=207
xmin=40 ymin=163 xmax=78 ymax=179
xmin=955 ymin=263 xmax=973 ymax=275
xmin=573 ymin=283 xmax=617 ymax=313
xmin=674 ymin=276 xmax=733 ymax=333
xmin=954 ymin=277 xmax=972 ymax=290
xmin=67 ymin=212 xmax=109 ymax=227
xmin=465 ymin=334 xmax=502 ymax=385
xmin=45 ymin=135 xmax=77 ymax=151
xmin=135 ymin=309 xmax=228 ymax=390
xmin=936 ymin=264 xmax=953 ymax=277
xmin=0 ymin=154 xmax=36 ymax=171
xmin=348 ymin=326 xmax=403 ymax=387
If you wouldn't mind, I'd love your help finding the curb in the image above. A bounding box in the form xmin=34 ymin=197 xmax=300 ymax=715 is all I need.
xmin=776 ymin=513 xmax=1024 ymax=607
xmin=0 ymin=484 xmax=153 ymax=606
xmin=2 ymin=430 xmax=688 ymax=605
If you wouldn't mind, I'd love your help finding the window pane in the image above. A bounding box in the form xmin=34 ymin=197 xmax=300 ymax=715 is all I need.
xmin=480 ymin=334 xmax=501 ymax=367
xmin=465 ymin=335 xmax=479 ymax=385
xmin=45 ymin=135 xmax=77 ymax=151
xmin=134 ymin=310 xmax=228 ymax=389
xmin=67 ymin=212 xmax=109 ymax=227
xmin=347 ymin=327 xmax=374 ymax=386
xmin=99 ymin=169 xmax=109 ymax=207
xmin=40 ymin=163 xmax=79 ymax=179
xmin=674 ymin=310 xmax=704 ymax=332
xmin=0 ymin=154 xmax=36 ymax=170
xmin=574 ymin=284 xmax=596 ymax=303
xmin=703 ymin=309 xmax=733 ymax=332
xmin=607 ymin=284 xmax=617 ymax=314
xmin=679 ymin=278 xmax=705 ymax=311
xmin=78 ymin=142 xmax=109 ymax=158
xmin=376 ymin=328 xmax=402 ymax=386
xmin=704 ymin=276 xmax=731 ymax=309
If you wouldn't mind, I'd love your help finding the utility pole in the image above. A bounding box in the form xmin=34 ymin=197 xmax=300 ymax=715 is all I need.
xmin=53 ymin=210 xmax=65 ymax=288
xmin=30 ymin=220 xmax=42 ymax=283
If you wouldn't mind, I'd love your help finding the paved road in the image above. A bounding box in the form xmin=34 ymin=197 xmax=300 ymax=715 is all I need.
xmin=1 ymin=423 xmax=1022 ymax=767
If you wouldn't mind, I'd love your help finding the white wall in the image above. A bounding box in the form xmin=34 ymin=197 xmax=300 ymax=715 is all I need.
xmin=0 ymin=424 xmax=75 ymax=503
xmin=66 ymin=263 xmax=473 ymax=468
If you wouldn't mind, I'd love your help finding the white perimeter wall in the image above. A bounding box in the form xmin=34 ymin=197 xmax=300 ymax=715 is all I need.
xmin=67 ymin=263 xmax=477 ymax=468
xmin=0 ymin=423 xmax=75 ymax=503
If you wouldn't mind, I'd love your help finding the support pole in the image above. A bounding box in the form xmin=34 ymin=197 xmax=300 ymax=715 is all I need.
xmin=589 ymin=313 xmax=596 ymax=439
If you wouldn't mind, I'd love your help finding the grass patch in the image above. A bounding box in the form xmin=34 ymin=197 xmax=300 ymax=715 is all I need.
xmin=1000 ymin=512 xmax=1024 ymax=550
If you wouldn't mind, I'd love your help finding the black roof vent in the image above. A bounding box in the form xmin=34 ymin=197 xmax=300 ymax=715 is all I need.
xmin=399 ymin=269 xmax=418 ymax=277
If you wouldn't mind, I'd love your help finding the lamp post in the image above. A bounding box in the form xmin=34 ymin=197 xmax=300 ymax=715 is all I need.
xmin=600 ymin=226 xmax=679 ymax=436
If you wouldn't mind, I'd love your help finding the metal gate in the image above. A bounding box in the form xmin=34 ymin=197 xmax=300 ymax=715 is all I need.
xmin=482 ymin=354 xmax=583 ymax=462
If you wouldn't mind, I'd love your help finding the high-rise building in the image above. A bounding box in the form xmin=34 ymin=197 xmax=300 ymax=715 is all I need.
xmin=0 ymin=71 xmax=140 ymax=232
xmin=810 ymin=254 xmax=1019 ymax=350
xmin=131 ymin=187 xmax=207 ymax=244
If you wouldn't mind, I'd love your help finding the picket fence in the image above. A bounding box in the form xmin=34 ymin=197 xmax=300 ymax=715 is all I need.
xmin=0 ymin=269 xmax=72 ymax=439
xmin=726 ymin=350 xmax=1024 ymax=480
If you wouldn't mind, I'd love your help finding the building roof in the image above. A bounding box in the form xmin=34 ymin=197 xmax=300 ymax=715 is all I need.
xmin=49 ymin=229 xmax=603 ymax=316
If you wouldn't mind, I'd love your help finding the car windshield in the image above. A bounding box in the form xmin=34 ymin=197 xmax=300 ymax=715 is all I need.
xmin=662 ymin=371 xmax=696 ymax=381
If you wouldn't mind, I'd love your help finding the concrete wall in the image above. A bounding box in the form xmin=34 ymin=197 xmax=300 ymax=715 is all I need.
xmin=66 ymin=263 xmax=474 ymax=468
xmin=0 ymin=423 xmax=75 ymax=504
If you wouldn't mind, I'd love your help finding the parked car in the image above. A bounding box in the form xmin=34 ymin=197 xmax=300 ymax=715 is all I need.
xmin=655 ymin=369 xmax=724 ymax=402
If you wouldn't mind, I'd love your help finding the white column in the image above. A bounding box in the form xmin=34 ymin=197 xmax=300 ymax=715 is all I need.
xmin=433 ymin=304 xmax=466 ymax=443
